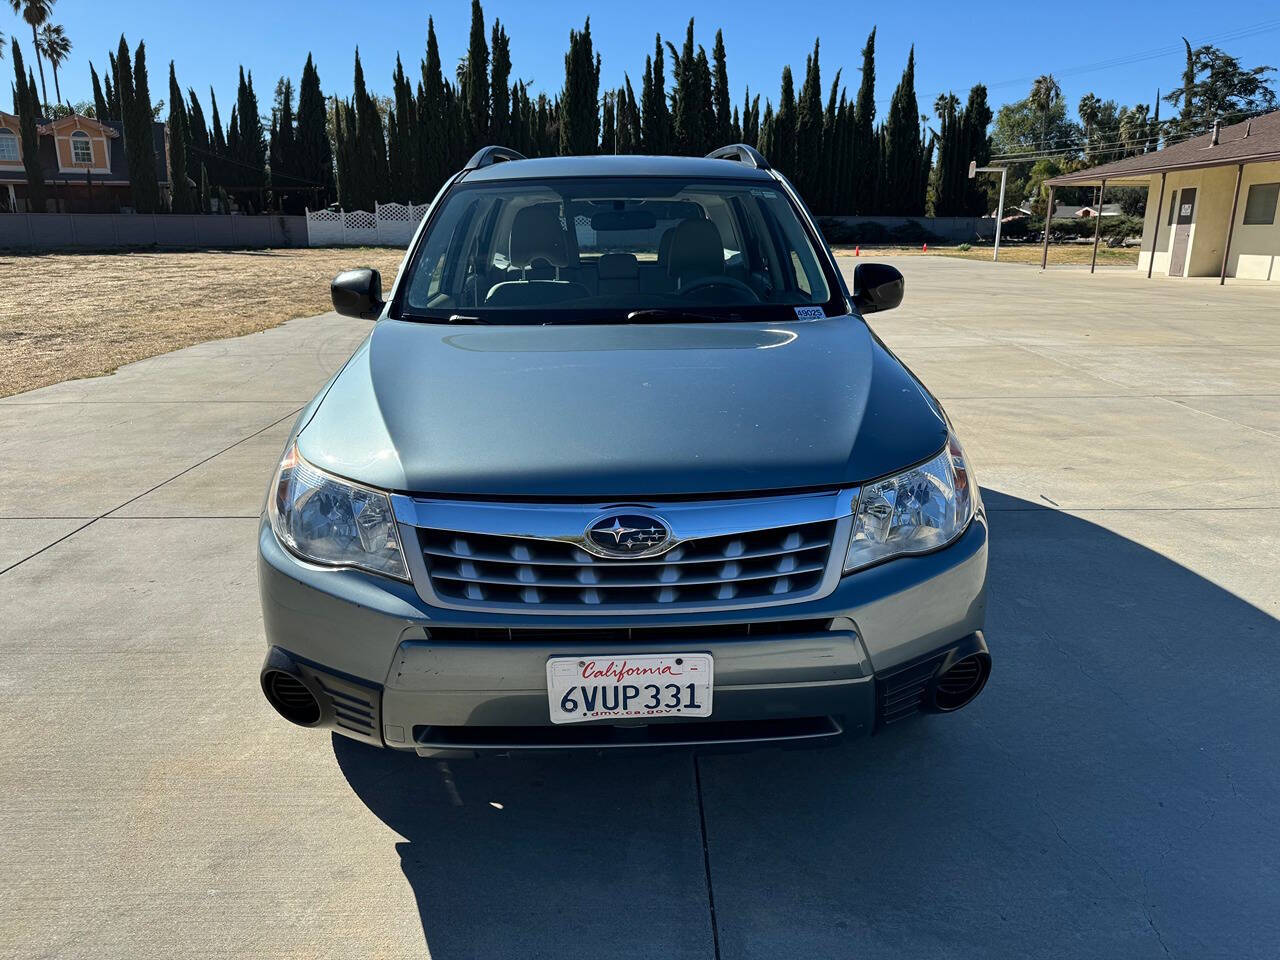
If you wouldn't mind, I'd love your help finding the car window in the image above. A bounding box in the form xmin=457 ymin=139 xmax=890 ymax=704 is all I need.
xmin=397 ymin=176 xmax=840 ymax=324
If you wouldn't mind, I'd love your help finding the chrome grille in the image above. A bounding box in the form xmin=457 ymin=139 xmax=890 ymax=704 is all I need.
xmin=417 ymin=520 xmax=837 ymax=609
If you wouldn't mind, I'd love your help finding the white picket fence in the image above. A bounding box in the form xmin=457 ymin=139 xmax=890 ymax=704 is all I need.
xmin=305 ymin=201 xmax=431 ymax=247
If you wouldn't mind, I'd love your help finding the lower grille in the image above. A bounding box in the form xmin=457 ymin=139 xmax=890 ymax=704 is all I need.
xmin=318 ymin=679 xmax=377 ymax=738
xmin=875 ymin=652 xmax=948 ymax=727
xmin=418 ymin=519 xmax=838 ymax=610
xmin=426 ymin=618 xmax=834 ymax=644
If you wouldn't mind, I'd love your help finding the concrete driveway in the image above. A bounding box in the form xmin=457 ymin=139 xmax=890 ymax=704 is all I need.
xmin=3 ymin=258 xmax=1278 ymax=959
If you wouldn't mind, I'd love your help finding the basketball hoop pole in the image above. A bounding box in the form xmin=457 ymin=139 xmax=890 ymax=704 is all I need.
xmin=970 ymin=162 xmax=1008 ymax=262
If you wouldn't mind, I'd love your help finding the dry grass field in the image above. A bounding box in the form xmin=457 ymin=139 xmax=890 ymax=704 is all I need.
xmin=832 ymin=243 xmax=1140 ymax=266
xmin=0 ymin=247 xmax=405 ymax=397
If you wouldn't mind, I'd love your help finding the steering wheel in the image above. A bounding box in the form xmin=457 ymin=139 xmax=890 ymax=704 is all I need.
xmin=678 ymin=275 xmax=758 ymax=300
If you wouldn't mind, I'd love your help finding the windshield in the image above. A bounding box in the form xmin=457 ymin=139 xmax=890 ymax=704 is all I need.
xmin=395 ymin=176 xmax=842 ymax=324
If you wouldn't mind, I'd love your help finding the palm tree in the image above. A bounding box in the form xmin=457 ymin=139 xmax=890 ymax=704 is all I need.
xmin=36 ymin=22 xmax=69 ymax=106
xmin=1077 ymin=93 xmax=1101 ymax=147
xmin=9 ymin=0 xmax=54 ymax=111
xmin=1030 ymin=74 xmax=1061 ymax=143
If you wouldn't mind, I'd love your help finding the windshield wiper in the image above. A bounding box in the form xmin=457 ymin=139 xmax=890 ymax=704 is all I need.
xmin=397 ymin=312 xmax=492 ymax=324
xmin=625 ymin=308 xmax=742 ymax=324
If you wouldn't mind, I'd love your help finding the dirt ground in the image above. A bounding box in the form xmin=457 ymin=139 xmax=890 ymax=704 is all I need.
xmin=0 ymin=247 xmax=405 ymax=397
xmin=832 ymin=243 xmax=1140 ymax=266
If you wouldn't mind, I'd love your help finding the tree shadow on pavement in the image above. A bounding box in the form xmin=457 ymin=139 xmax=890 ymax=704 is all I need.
xmin=335 ymin=490 xmax=1280 ymax=960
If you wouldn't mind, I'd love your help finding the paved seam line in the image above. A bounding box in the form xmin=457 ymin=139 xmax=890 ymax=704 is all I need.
xmin=1157 ymin=395 xmax=1280 ymax=443
xmin=694 ymin=754 xmax=723 ymax=960
xmin=99 ymin=407 xmax=303 ymax=519
xmin=0 ymin=407 xmax=301 ymax=577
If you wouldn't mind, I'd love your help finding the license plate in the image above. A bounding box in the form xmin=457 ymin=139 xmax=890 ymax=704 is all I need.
xmin=546 ymin=653 xmax=714 ymax=725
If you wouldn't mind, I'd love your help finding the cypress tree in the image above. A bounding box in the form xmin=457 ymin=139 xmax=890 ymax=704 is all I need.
xmin=116 ymin=37 xmax=161 ymax=213
xmin=234 ymin=67 xmax=267 ymax=211
xmin=758 ymin=99 xmax=774 ymax=160
xmin=641 ymin=35 xmax=669 ymax=154
xmin=296 ymin=54 xmax=335 ymax=206
xmin=388 ymin=56 xmax=416 ymax=201
xmin=269 ymin=76 xmax=300 ymax=209
xmin=741 ymin=87 xmax=759 ymax=147
xmin=771 ymin=66 xmax=797 ymax=176
xmin=882 ymin=46 xmax=924 ymax=215
xmin=90 ymin=63 xmax=109 ymax=122
xmin=795 ymin=39 xmax=824 ymax=202
xmin=600 ymin=91 xmax=616 ymax=153
xmin=11 ymin=42 xmax=45 ymax=211
xmin=711 ymin=30 xmax=732 ymax=147
xmin=694 ymin=46 xmax=714 ymax=155
xmin=620 ymin=76 xmax=641 ymax=153
xmin=349 ymin=49 xmax=389 ymax=208
xmin=106 ymin=51 xmax=121 ymax=118
xmin=851 ymin=28 xmax=877 ymax=214
xmin=462 ymin=0 xmax=489 ymax=150
xmin=490 ymin=19 xmax=511 ymax=146
xmin=960 ymin=84 xmax=992 ymax=215
xmin=131 ymin=42 xmax=162 ymax=212
xmin=667 ymin=19 xmax=700 ymax=154
xmin=168 ymin=61 xmax=193 ymax=213
xmin=419 ymin=18 xmax=449 ymax=197
xmin=559 ymin=18 xmax=600 ymax=156
xmin=186 ymin=88 xmax=210 ymax=180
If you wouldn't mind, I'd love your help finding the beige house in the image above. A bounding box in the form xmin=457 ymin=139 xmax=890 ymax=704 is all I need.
xmin=1044 ymin=110 xmax=1280 ymax=283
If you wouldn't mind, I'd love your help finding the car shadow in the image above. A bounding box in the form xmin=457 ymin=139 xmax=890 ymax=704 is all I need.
xmin=334 ymin=490 xmax=1280 ymax=959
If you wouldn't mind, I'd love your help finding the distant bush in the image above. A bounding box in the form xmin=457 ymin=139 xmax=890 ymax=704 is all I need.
xmin=958 ymin=242 xmax=971 ymax=251
xmin=1000 ymin=218 xmax=1030 ymax=239
xmin=1044 ymin=215 xmax=1144 ymax=241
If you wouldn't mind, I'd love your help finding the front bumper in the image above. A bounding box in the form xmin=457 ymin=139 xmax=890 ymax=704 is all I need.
xmin=257 ymin=511 xmax=988 ymax=754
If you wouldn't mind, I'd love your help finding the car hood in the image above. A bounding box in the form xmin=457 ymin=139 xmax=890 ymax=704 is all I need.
xmin=296 ymin=316 xmax=947 ymax=499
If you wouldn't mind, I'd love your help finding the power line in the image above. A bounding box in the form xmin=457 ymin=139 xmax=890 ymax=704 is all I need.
xmin=987 ymin=105 xmax=1272 ymax=163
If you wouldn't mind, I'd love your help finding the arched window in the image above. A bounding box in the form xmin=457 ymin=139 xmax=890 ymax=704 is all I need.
xmin=0 ymin=128 xmax=19 ymax=163
xmin=71 ymin=130 xmax=93 ymax=164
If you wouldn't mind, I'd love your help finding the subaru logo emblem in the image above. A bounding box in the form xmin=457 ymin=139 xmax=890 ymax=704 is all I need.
xmin=584 ymin=512 xmax=673 ymax=558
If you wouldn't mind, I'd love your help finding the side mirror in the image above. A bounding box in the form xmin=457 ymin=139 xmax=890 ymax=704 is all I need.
xmin=331 ymin=268 xmax=384 ymax=320
xmin=852 ymin=262 xmax=904 ymax=314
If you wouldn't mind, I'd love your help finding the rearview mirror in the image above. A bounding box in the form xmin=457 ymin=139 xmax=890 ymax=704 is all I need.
xmin=331 ymin=268 xmax=384 ymax=320
xmin=852 ymin=262 xmax=904 ymax=314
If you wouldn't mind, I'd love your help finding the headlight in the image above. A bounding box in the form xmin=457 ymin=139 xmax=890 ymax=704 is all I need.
xmin=843 ymin=433 xmax=977 ymax=573
xmin=268 ymin=443 xmax=409 ymax=580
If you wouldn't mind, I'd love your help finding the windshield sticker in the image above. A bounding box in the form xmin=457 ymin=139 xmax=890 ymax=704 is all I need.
xmin=793 ymin=306 xmax=826 ymax=320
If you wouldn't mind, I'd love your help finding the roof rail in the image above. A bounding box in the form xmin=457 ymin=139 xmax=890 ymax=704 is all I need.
xmin=463 ymin=145 xmax=528 ymax=171
xmin=705 ymin=143 xmax=771 ymax=170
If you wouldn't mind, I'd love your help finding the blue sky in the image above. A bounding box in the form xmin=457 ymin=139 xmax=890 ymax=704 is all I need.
xmin=7 ymin=1 xmax=1279 ymax=125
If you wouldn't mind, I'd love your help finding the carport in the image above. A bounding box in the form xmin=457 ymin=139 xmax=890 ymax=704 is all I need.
xmin=1042 ymin=109 xmax=1280 ymax=283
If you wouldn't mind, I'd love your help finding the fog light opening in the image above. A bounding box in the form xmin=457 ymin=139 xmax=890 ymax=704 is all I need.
xmin=262 ymin=669 xmax=322 ymax=726
xmin=930 ymin=653 xmax=990 ymax=712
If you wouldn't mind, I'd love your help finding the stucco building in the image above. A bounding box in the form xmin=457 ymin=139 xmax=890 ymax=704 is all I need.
xmin=1045 ymin=110 xmax=1280 ymax=283
xmin=0 ymin=112 xmax=170 ymax=213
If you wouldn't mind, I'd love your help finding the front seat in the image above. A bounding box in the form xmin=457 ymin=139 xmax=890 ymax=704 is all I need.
xmin=666 ymin=218 xmax=724 ymax=290
xmin=485 ymin=203 xmax=589 ymax=306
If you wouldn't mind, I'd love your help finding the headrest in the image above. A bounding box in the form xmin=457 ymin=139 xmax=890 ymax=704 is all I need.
xmin=657 ymin=227 xmax=675 ymax=265
xmin=596 ymin=253 xmax=639 ymax=279
xmin=510 ymin=203 xmax=569 ymax=268
xmin=666 ymin=218 xmax=723 ymax=283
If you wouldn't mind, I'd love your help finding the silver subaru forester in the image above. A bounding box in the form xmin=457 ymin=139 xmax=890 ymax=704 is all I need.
xmin=257 ymin=144 xmax=989 ymax=756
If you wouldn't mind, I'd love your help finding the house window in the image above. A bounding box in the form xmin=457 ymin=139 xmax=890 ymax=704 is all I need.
xmin=1242 ymin=182 xmax=1279 ymax=226
xmin=0 ymin=128 xmax=18 ymax=163
xmin=1167 ymin=190 xmax=1178 ymax=226
xmin=71 ymin=132 xmax=93 ymax=164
